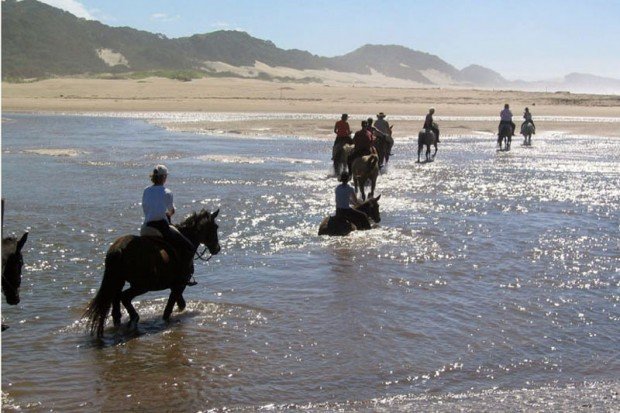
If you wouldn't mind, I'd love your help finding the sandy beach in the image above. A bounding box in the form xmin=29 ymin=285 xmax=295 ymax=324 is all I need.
xmin=3 ymin=77 xmax=620 ymax=138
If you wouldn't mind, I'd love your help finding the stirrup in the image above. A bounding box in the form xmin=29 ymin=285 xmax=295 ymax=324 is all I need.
xmin=187 ymin=276 xmax=198 ymax=286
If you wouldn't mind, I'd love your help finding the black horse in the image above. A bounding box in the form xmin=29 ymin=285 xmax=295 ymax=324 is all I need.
xmin=498 ymin=123 xmax=513 ymax=151
xmin=2 ymin=232 xmax=28 ymax=306
xmin=374 ymin=125 xmax=394 ymax=168
xmin=418 ymin=129 xmax=437 ymax=162
xmin=318 ymin=195 xmax=381 ymax=236
xmin=2 ymin=232 xmax=28 ymax=331
xmin=84 ymin=209 xmax=221 ymax=338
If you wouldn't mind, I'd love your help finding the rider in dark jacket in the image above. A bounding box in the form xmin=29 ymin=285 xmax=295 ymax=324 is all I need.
xmin=423 ymin=108 xmax=440 ymax=143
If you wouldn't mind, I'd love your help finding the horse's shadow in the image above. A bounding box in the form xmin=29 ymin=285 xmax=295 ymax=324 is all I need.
xmin=85 ymin=309 xmax=201 ymax=349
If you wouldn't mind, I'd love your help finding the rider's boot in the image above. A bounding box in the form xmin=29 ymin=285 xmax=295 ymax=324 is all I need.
xmin=186 ymin=261 xmax=197 ymax=286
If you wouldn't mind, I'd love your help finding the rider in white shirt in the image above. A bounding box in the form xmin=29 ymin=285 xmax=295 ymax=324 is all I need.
xmin=142 ymin=165 xmax=197 ymax=286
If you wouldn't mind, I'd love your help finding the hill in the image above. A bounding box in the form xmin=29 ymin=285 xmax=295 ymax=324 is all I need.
xmin=2 ymin=0 xmax=618 ymax=93
xmin=1 ymin=0 xmax=501 ymax=87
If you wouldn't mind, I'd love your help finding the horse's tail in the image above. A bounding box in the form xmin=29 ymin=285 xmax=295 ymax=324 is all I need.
xmin=83 ymin=249 xmax=123 ymax=338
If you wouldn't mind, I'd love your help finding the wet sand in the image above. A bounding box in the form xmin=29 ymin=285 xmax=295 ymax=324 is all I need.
xmin=3 ymin=77 xmax=620 ymax=137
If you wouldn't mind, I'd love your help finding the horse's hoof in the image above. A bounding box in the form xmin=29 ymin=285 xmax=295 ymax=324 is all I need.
xmin=127 ymin=317 xmax=139 ymax=330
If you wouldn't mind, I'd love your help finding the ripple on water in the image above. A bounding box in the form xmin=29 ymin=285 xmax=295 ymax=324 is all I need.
xmin=1 ymin=115 xmax=618 ymax=411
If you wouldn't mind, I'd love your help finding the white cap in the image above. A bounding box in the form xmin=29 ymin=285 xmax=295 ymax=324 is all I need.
xmin=150 ymin=164 xmax=168 ymax=177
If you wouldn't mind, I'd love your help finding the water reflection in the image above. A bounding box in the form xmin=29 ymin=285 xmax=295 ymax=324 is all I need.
xmin=1 ymin=114 xmax=618 ymax=411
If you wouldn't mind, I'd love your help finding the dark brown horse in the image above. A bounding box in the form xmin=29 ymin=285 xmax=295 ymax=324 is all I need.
xmin=374 ymin=125 xmax=393 ymax=168
xmin=2 ymin=232 xmax=28 ymax=307
xmin=318 ymin=195 xmax=381 ymax=236
xmin=84 ymin=209 xmax=221 ymax=338
xmin=498 ymin=123 xmax=513 ymax=151
xmin=417 ymin=129 xmax=437 ymax=162
xmin=2 ymin=232 xmax=28 ymax=331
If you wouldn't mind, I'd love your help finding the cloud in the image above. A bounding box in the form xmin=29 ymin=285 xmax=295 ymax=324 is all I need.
xmin=37 ymin=0 xmax=94 ymax=19
xmin=150 ymin=13 xmax=180 ymax=22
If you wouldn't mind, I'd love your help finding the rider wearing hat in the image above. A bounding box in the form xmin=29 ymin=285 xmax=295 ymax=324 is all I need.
xmin=374 ymin=112 xmax=394 ymax=159
xmin=142 ymin=165 xmax=197 ymax=286
xmin=332 ymin=113 xmax=353 ymax=160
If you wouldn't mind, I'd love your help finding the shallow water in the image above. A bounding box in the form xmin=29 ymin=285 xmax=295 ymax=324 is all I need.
xmin=1 ymin=113 xmax=619 ymax=411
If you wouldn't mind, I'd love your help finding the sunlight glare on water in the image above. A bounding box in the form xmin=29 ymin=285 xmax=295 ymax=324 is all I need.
xmin=1 ymin=114 xmax=618 ymax=411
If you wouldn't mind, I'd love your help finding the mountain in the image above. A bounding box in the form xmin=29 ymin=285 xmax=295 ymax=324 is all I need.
xmin=561 ymin=73 xmax=620 ymax=94
xmin=511 ymin=73 xmax=620 ymax=95
xmin=1 ymin=0 xmax=193 ymax=78
xmin=0 ymin=0 xmax=493 ymax=86
xmin=2 ymin=0 xmax=618 ymax=93
xmin=457 ymin=65 xmax=507 ymax=86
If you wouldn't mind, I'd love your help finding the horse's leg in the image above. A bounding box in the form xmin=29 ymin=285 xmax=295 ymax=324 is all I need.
xmin=426 ymin=144 xmax=431 ymax=161
xmin=163 ymin=290 xmax=176 ymax=322
xmin=120 ymin=286 xmax=146 ymax=330
xmin=176 ymin=294 xmax=186 ymax=312
xmin=433 ymin=143 xmax=438 ymax=158
xmin=112 ymin=292 xmax=122 ymax=327
xmin=164 ymin=285 xmax=187 ymax=321
xmin=360 ymin=179 xmax=366 ymax=201
xmin=417 ymin=144 xmax=422 ymax=162
xmin=370 ymin=176 xmax=376 ymax=199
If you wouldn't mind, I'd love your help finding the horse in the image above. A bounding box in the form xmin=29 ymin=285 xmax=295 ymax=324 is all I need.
xmin=333 ymin=143 xmax=354 ymax=176
xmin=374 ymin=125 xmax=394 ymax=168
xmin=83 ymin=209 xmax=221 ymax=338
xmin=498 ymin=123 xmax=513 ymax=151
xmin=2 ymin=232 xmax=28 ymax=331
xmin=318 ymin=195 xmax=382 ymax=236
xmin=418 ymin=129 xmax=437 ymax=162
xmin=351 ymin=154 xmax=379 ymax=201
xmin=521 ymin=122 xmax=535 ymax=146
xmin=2 ymin=232 xmax=28 ymax=306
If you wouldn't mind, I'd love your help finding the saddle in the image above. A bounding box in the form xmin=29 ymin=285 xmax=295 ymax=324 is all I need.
xmin=139 ymin=224 xmax=177 ymax=265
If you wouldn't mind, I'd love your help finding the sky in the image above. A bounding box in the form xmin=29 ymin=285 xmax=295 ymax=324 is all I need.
xmin=34 ymin=0 xmax=620 ymax=80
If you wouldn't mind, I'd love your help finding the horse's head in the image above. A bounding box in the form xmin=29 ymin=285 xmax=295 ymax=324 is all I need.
xmin=359 ymin=195 xmax=381 ymax=223
xmin=2 ymin=232 xmax=28 ymax=305
xmin=196 ymin=209 xmax=221 ymax=255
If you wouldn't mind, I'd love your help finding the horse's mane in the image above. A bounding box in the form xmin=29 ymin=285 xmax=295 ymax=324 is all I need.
xmin=177 ymin=209 xmax=212 ymax=232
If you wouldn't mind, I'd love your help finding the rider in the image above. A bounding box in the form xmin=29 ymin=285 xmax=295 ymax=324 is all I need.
xmin=499 ymin=104 xmax=516 ymax=137
xmin=373 ymin=112 xmax=394 ymax=156
xmin=335 ymin=171 xmax=369 ymax=230
xmin=348 ymin=120 xmax=375 ymax=173
xmin=332 ymin=113 xmax=353 ymax=160
xmin=521 ymin=107 xmax=535 ymax=134
xmin=423 ymin=108 xmax=440 ymax=143
xmin=142 ymin=165 xmax=197 ymax=286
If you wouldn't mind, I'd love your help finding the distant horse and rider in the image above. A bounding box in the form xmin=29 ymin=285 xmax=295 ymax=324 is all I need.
xmin=521 ymin=107 xmax=536 ymax=146
xmin=418 ymin=108 xmax=440 ymax=162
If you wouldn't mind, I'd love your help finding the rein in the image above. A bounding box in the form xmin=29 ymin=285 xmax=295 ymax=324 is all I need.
xmin=194 ymin=246 xmax=213 ymax=262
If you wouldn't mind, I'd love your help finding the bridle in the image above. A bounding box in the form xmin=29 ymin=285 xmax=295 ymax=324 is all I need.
xmin=194 ymin=246 xmax=213 ymax=262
